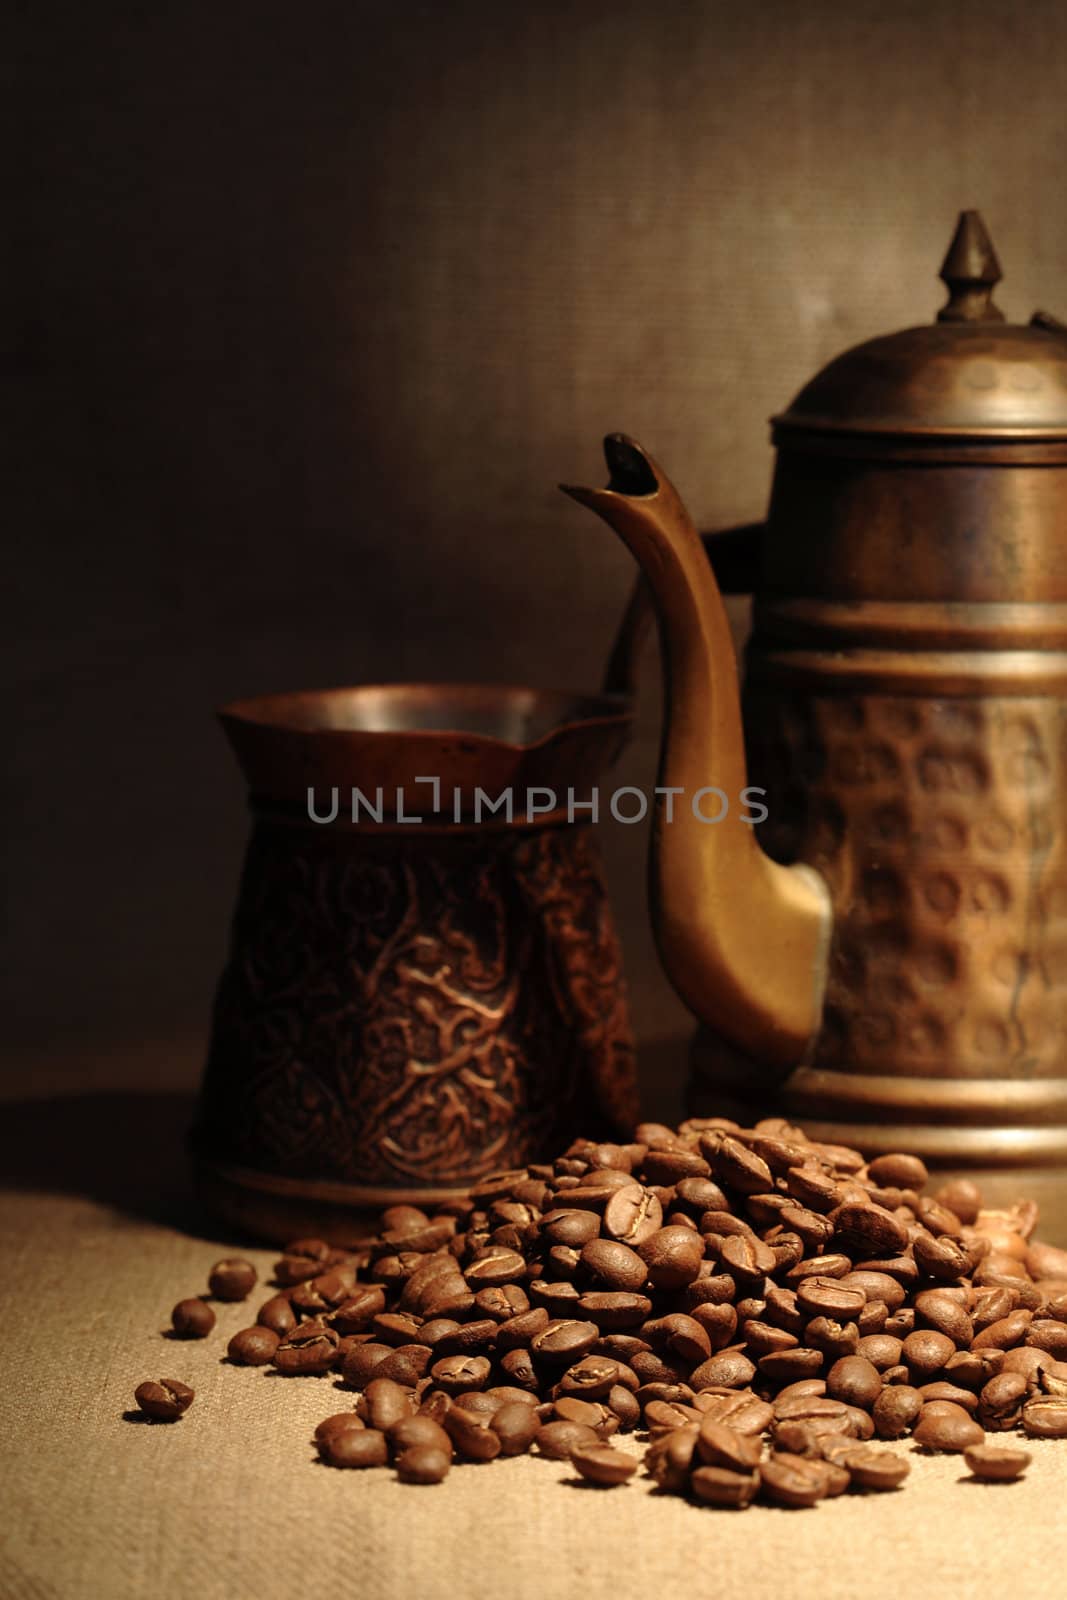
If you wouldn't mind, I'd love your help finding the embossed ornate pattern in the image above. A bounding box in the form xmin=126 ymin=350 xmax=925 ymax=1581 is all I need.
xmin=746 ymin=687 xmax=1067 ymax=1081
xmin=195 ymin=823 xmax=637 ymax=1192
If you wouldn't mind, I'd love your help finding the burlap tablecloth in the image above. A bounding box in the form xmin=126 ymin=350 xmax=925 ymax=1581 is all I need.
xmin=3 ymin=1094 xmax=1067 ymax=1600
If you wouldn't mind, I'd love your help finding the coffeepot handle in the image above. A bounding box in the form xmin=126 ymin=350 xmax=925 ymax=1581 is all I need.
xmin=602 ymin=523 xmax=764 ymax=696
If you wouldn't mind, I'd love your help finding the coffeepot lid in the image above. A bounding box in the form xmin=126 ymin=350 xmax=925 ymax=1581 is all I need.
xmin=774 ymin=212 xmax=1067 ymax=441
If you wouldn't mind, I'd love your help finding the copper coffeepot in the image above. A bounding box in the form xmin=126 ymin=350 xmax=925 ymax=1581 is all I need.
xmin=567 ymin=212 xmax=1067 ymax=1168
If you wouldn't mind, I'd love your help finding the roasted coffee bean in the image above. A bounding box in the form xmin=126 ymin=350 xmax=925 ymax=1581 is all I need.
xmin=602 ymin=1183 xmax=664 ymax=1246
xmin=387 ymin=1415 xmax=452 ymax=1456
xmin=902 ymin=1329 xmax=956 ymax=1377
xmin=418 ymin=1281 xmax=477 ymax=1320
xmin=675 ymin=1178 xmax=729 ymax=1215
xmin=462 ymin=1246 xmax=526 ymax=1286
xmin=395 ymin=1444 xmax=451 ymax=1483
xmin=690 ymin=1351 xmax=757 ymax=1390
xmin=759 ymin=1348 xmax=824 ymax=1383
xmin=689 ymin=1302 xmax=739 ymax=1350
xmin=577 ymin=1291 xmax=652 ymax=1329
xmin=690 ymin=1465 xmax=760 ymax=1507
xmin=772 ymin=1420 xmax=823 ymax=1457
xmin=964 ymin=1442 xmax=1032 ymax=1481
xmin=999 ymin=1347 xmax=1050 ymax=1384
xmin=533 ymin=1419 xmax=601 ymax=1459
xmin=913 ymin=1290 xmax=974 ymax=1348
xmin=912 ymin=1230 xmax=980 ymax=1282
xmin=557 ymin=1356 xmax=619 ymax=1398
xmin=429 ymin=1355 xmax=490 ymax=1395
xmin=134 ymin=1378 xmax=194 ymax=1421
xmin=644 ymin=1399 xmax=701 ymax=1435
xmin=492 ymin=1402 xmax=541 ymax=1455
xmin=719 ymin=1233 xmax=776 ymax=1287
xmin=646 ymin=1425 xmax=700 ymax=1491
xmin=847 ymin=1267 xmax=912 ymax=1305
xmin=372 ymin=1311 xmax=424 ymax=1346
xmin=291 ymin=1273 xmax=352 ymax=1315
xmin=638 ymin=1227 xmax=705 ymax=1290
xmin=322 ymin=1427 xmax=388 ymax=1468
xmin=314 ymin=1412 xmax=364 ymax=1450
xmin=208 ymin=1258 xmax=257 ymax=1301
xmin=797 ymin=1276 xmax=867 ymax=1319
xmin=698 ymin=1392 xmax=775 ymax=1435
xmin=701 ymin=1133 xmax=773 ymax=1195
xmin=452 ymin=1392 xmax=501 ymax=1417
xmin=830 ymin=1202 xmax=910 ymax=1258
xmin=228 ymin=1326 xmax=280 ymax=1366
xmin=1028 ymin=1319 xmax=1067 ymax=1357
xmin=696 ymin=1419 xmax=763 ymax=1471
xmin=1027 ymin=1239 xmax=1067 ymax=1278
xmin=842 ymin=1445 xmax=910 ymax=1490
xmin=973 ymin=1309 xmax=1032 ymax=1351
xmin=579 ymin=1239 xmax=648 ymax=1292
xmin=495 ymin=1307 xmax=550 ymax=1351
xmin=804 ymin=1317 xmax=858 ymax=1359
xmin=643 ymin=1147 xmax=711 ymax=1185
xmin=643 ymin=1313 xmax=712 ymax=1364
xmin=540 ymin=1209 xmax=602 ymax=1248
xmin=571 ymin=1443 xmax=638 ymax=1486
xmin=473 ymin=1284 xmax=529 ymax=1322
xmin=341 ymin=1340 xmax=393 ymax=1388
xmin=631 ymin=1349 xmax=689 ymax=1386
xmin=913 ymin=1402 xmax=985 ymax=1452
xmin=376 ymin=1343 xmax=432 ymax=1386
xmin=867 ymin=1153 xmax=928 ymax=1190
xmin=1040 ymin=1360 xmax=1067 ymax=1396
xmin=608 ymin=1384 xmax=641 ymax=1429
xmin=742 ymin=1318 xmax=799 ymax=1357
xmin=442 ymin=1405 xmax=502 ymax=1461
xmin=329 ymin=1287 xmax=387 ymax=1333
xmin=918 ymin=1381 xmax=977 ymax=1413
xmin=555 ymin=1396 xmax=613 ymax=1430
xmin=826 ymin=1355 xmax=882 ymax=1409
xmin=783 ymin=1165 xmax=841 ymax=1212
xmin=274 ymin=1322 xmax=341 ymax=1375
xmin=171 ymin=1298 xmax=216 ymax=1338
xmin=499 ymin=1348 xmax=538 ymax=1390
xmin=760 ymin=1453 xmax=832 ymax=1507
xmin=931 ymin=1179 xmax=982 ymax=1226
xmin=256 ymin=1294 xmax=298 ymax=1337
xmin=1021 ymin=1396 xmax=1067 ymax=1438
xmin=360 ymin=1377 xmax=415 ymax=1431
xmin=531 ymin=1319 xmax=600 ymax=1363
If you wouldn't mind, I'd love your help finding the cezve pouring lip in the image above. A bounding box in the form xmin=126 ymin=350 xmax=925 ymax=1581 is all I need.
xmin=561 ymin=434 xmax=832 ymax=1069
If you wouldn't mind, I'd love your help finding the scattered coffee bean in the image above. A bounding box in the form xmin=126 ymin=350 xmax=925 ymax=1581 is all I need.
xmin=396 ymin=1445 xmax=452 ymax=1483
xmin=171 ymin=1298 xmax=215 ymax=1338
xmin=228 ymin=1326 xmax=280 ymax=1366
xmin=842 ymin=1445 xmax=910 ymax=1490
xmin=963 ymin=1443 xmax=1032 ymax=1481
xmin=913 ymin=1403 xmax=985 ymax=1452
xmin=570 ymin=1443 xmax=638 ymax=1485
xmin=321 ymin=1427 xmax=388 ymax=1468
xmin=690 ymin=1464 xmax=760 ymax=1507
xmin=134 ymin=1379 xmax=194 ymax=1421
xmin=208 ymin=1259 xmax=257 ymax=1301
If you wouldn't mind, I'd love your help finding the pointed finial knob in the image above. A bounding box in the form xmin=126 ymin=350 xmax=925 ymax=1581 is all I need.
xmin=937 ymin=210 xmax=1005 ymax=323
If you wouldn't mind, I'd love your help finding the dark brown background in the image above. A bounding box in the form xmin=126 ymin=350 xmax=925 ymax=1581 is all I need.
xmin=8 ymin=0 xmax=1067 ymax=1108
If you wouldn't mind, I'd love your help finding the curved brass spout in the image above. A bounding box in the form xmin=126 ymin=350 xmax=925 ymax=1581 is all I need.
xmin=562 ymin=435 xmax=832 ymax=1067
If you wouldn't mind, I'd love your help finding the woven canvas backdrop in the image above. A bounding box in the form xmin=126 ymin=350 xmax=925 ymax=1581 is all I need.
xmin=10 ymin=0 xmax=1067 ymax=1105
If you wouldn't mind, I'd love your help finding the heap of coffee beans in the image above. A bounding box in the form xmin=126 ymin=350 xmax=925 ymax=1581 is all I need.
xmin=134 ymin=1119 xmax=1067 ymax=1505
